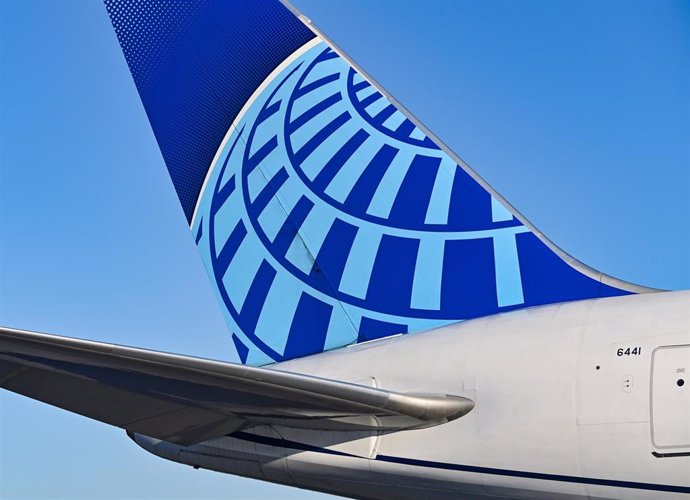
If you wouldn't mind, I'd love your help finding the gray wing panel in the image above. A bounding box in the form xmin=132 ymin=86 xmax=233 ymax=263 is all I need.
xmin=0 ymin=327 xmax=473 ymax=445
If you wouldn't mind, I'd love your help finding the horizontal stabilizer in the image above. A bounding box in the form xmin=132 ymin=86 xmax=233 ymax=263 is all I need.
xmin=0 ymin=327 xmax=473 ymax=445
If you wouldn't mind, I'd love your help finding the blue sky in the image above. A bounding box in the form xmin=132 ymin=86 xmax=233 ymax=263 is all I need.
xmin=0 ymin=1 xmax=687 ymax=498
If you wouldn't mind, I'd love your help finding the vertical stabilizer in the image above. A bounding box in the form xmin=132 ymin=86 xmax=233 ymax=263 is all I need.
xmin=105 ymin=0 xmax=648 ymax=366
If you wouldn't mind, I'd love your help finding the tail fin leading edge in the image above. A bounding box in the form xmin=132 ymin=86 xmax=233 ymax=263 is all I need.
xmin=105 ymin=0 xmax=645 ymax=366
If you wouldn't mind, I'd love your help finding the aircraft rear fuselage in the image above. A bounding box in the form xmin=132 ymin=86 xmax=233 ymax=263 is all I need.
xmin=131 ymin=290 xmax=690 ymax=499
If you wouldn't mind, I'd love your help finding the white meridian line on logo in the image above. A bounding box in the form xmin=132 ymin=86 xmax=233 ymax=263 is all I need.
xmin=189 ymin=36 xmax=323 ymax=227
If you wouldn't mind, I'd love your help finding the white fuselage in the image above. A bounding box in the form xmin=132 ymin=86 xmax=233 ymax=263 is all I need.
xmin=131 ymin=291 xmax=690 ymax=499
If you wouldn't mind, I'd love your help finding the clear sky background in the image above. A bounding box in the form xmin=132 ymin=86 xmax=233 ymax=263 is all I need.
xmin=0 ymin=1 xmax=687 ymax=499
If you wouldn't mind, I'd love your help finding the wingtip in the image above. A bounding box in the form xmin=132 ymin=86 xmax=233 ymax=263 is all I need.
xmin=447 ymin=397 xmax=475 ymax=421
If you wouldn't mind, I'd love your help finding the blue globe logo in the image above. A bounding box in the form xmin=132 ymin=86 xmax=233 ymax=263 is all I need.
xmin=192 ymin=41 xmax=526 ymax=365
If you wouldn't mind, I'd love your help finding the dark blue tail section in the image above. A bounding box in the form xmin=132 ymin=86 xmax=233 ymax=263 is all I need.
xmin=105 ymin=0 xmax=642 ymax=366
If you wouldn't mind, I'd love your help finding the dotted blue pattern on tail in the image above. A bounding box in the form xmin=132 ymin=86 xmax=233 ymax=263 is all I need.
xmin=104 ymin=0 xmax=315 ymax=222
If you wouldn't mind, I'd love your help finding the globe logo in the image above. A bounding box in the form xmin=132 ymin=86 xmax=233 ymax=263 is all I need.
xmin=192 ymin=40 xmax=527 ymax=365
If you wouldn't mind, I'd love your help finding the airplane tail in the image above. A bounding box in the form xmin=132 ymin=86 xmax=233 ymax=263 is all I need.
xmin=104 ymin=0 xmax=650 ymax=366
